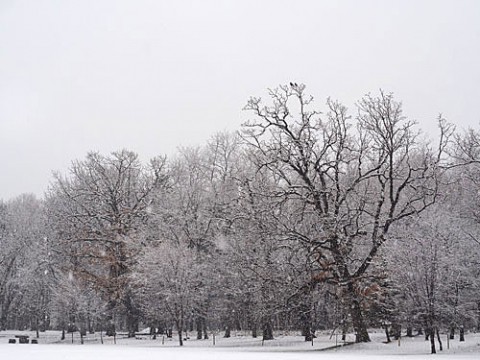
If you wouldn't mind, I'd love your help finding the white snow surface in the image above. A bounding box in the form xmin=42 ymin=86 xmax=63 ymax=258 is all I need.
xmin=0 ymin=330 xmax=479 ymax=360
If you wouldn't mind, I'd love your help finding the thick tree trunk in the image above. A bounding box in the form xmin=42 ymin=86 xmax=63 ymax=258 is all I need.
xmin=126 ymin=314 xmax=138 ymax=338
xmin=302 ymin=322 xmax=313 ymax=342
xmin=406 ymin=325 xmax=413 ymax=337
xmin=348 ymin=287 xmax=370 ymax=343
xmin=124 ymin=292 xmax=139 ymax=338
xmin=391 ymin=323 xmax=401 ymax=340
xmin=224 ymin=326 xmax=231 ymax=338
xmin=262 ymin=320 xmax=274 ymax=341
xmin=300 ymin=307 xmax=313 ymax=342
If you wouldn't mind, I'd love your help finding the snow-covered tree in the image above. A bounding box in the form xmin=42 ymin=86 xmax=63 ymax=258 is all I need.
xmin=0 ymin=194 xmax=51 ymax=331
xmin=242 ymin=84 xmax=453 ymax=342
xmin=137 ymin=241 xmax=208 ymax=346
xmin=46 ymin=150 xmax=168 ymax=336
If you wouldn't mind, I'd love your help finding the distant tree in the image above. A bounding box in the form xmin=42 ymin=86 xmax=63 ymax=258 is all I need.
xmin=143 ymin=133 xmax=245 ymax=339
xmin=0 ymin=194 xmax=50 ymax=331
xmin=137 ymin=241 xmax=206 ymax=346
xmin=386 ymin=203 xmax=479 ymax=353
xmin=46 ymin=150 xmax=168 ymax=336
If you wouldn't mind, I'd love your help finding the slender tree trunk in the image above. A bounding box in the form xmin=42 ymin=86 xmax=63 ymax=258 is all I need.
xmin=176 ymin=314 xmax=184 ymax=346
xmin=202 ymin=318 xmax=208 ymax=340
xmin=0 ymin=310 xmax=7 ymax=331
xmin=178 ymin=329 xmax=183 ymax=346
xmin=429 ymin=327 xmax=436 ymax=354
xmin=436 ymin=328 xmax=443 ymax=351
xmin=449 ymin=325 xmax=455 ymax=340
xmin=477 ymin=301 xmax=480 ymax=331
xmin=196 ymin=317 xmax=203 ymax=340
xmin=384 ymin=325 xmax=391 ymax=343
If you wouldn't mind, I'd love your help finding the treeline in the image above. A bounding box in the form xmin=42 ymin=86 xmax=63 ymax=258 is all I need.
xmin=1 ymin=85 xmax=479 ymax=353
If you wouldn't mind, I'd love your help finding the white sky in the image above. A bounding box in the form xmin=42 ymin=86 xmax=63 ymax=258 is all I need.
xmin=1 ymin=0 xmax=479 ymax=200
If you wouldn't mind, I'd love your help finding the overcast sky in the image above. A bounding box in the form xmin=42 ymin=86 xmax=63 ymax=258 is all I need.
xmin=1 ymin=0 xmax=479 ymax=200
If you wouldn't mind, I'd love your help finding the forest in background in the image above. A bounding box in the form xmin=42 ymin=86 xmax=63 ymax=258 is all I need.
xmin=1 ymin=85 xmax=479 ymax=354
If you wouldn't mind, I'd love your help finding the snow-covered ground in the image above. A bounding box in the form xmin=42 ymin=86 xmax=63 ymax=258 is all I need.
xmin=0 ymin=330 xmax=479 ymax=359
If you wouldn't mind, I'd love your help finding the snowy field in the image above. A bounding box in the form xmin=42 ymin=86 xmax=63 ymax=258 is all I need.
xmin=0 ymin=330 xmax=479 ymax=360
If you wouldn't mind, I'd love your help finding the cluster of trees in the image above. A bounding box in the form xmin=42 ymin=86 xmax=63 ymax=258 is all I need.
xmin=1 ymin=85 xmax=479 ymax=353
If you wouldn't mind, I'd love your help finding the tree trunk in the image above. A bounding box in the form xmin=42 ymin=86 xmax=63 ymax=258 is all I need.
xmin=35 ymin=317 xmax=40 ymax=338
xmin=224 ymin=326 xmax=231 ymax=338
xmin=384 ymin=325 xmax=391 ymax=343
xmin=300 ymin=308 xmax=313 ymax=342
xmin=202 ymin=318 xmax=208 ymax=340
xmin=436 ymin=328 xmax=443 ymax=351
xmin=429 ymin=327 xmax=436 ymax=354
xmin=252 ymin=323 xmax=257 ymax=338
xmin=0 ymin=311 xmax=7 ymax=331
xmin=303 ymin=322 xmax=313 ymax=342
xmin=459 ymin=326 xmax=465 ymax=342
xmin=477 ymin=301 xmax=480 ymax=331
xmin=349 ymin=290 xmax=370 ymax=343
xmin=262 ymin=321 xmax=274 ymax=341
xmin=196 ymin=317 xmax=203 ymax=340
xmin=406 ymin=326 xmax=413 ymax=337
xmin=341 ymin=322 xmax=347 ymax=341
xmin=392 ymin=323 xmax=401 ymax=340
xmin=125 ymin=293 xmax=139 ymax=338
xmin=449 ymin=325 xmax=455 ymax=340
xmin=149 ymin=326 xmax=156 ymax=335
xmin=178 ymin=329 xmax=183 ymax=346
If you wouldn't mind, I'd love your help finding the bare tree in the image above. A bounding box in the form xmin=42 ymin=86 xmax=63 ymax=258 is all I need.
xmin=0 ymin=194 xmax=50 ymax=331
xmin=46 ymin=150 xmax=168 ymax=336
xmin=137 ymin=241 xmax=206 ymax=346
xmin=242 ymin=84 xmax=452 ymax=342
